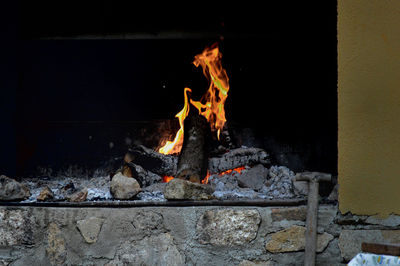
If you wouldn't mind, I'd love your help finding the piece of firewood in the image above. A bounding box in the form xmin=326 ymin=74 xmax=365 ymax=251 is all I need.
xmin=208 ymin=147 xmax=270 ymax=174
xmin=362 ymin=242 xmax=400 ymax=256
xmin=176 ymin=112 xmax=210 ymax=183
xmin=126 ymin=145 xmax=177 ymax=176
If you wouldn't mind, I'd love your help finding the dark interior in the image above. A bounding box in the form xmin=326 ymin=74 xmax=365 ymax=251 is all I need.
xmin=1 ymin=1 xmax=337 ymax=178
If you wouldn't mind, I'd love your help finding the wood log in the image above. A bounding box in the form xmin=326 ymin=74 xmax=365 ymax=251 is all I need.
xmin=208 ymin=147 xmax=270 ymax=174
xmin=362 ymin=242 xmax=400 ymax=256
xmin=126 ymin=145 xmax=177 ymax=176
xmin=176 ymin=112 xmax=210 ymax=183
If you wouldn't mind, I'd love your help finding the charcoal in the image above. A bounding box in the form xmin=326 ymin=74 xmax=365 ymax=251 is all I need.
xmin=127 ymin=145 xmax=177 ymax=176
xmin=127 ymin=162 xmax=162 ymax=187
xmin=237 ymin=164 xmax=269 ymax=191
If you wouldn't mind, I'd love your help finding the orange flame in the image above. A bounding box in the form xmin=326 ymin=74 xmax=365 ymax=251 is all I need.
xmin=158 ymin=43 xmax=229 ymax=155
xmin=191 ymin=43 xmax=229 ymax=139
xmin=158 ymin=88 xmax=191 ymax=155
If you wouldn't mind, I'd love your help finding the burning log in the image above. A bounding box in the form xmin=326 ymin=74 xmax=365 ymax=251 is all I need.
xmin=126 ymin=145 xmax=177 ymax=177
xmin=176 ymin=112 xmax=210 ymax=183
xmin=208 ymin=147 xmax=270 ymax=174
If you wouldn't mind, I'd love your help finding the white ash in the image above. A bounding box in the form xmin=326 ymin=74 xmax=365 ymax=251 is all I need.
xmin=136 ymin=191 xmax=166 ymax=202
xmin=261 ymin=166 xmax=296 ymax=199
xmin=21 ymin=175 xmax=112 ymax=202
xmin=209 ymin=165 xmax=297 ymax=200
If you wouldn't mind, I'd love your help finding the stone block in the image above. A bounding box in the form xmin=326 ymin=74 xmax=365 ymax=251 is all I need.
xmin=46 ymin=222 xmax=67 ymax=266
xmin=0 ymin=209 xmax=33 ymax=246
xmin=338 ymin=229 xmax=400 ymax=261
xmin=196 ymin=209 xmax=261 ymax=246
xmin=271 ymin=206 xmax=307 ymax=222
xmin=265 ymin=225 xmax=333 ymax=253
xmin=365 ymin=215 xmax=400 ymax=227
xmin=76 ymin=217 xmax=104 ymax=244
xmin=109 ymin=233 xmax=184 ymax=266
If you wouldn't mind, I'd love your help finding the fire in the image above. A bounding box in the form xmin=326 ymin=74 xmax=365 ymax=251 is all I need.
xmin=158 ymin=88 xmax=191 ymax=155
xmin=191 ymin=43 xmax=230 ymax=139
xmin=163 ymin=175 xmax=174 ymax=183
xmin=162 ymin=167 xmax=245 ymax=184
xmin=218 ymin=166 xmax=246 ymax=176
xmin=158 ymin=43 xmax=229 ymax=155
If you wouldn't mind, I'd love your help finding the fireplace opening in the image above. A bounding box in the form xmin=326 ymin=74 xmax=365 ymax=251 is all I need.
xmin=3 ymin=1 xmax=337 ymax=203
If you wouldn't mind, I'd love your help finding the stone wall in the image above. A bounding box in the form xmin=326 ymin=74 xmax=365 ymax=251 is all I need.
xmin=0 ymin=205 xmax=399 ymax=265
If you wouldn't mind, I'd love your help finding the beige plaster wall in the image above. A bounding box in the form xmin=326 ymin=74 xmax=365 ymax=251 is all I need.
xmin=338 ymin=0 xmax=400 ymax=216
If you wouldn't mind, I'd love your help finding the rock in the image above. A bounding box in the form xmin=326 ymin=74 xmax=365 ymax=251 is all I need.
xmin=265 ymin=225 xmax=333 ymax=253
xmin=271 ymin=206 xmax=307 ymax=222
xmin=110 ymin=173 xmax=141 ymax=200
xmin=238 ymin=260 xmax=273 ymax=266
xmin=76 ymin=217 xmax=104 ymax=244
xmin=109 ymin=233 xmax=185 ymax=266
xmin=0 ymin=175 xmax=30 ymax=201
xmin=338 ymin=229 xmax=400 ymax=261
xmin=196 ymin=209 xmax=261 ymax=246
xmin=327 ymin=183 xmax=338 ymax=201
xmin=0 ymin=209 xmax=33 ymax=246
xmin=164 ymin=178 xmax=214 ymax=200
xmin=127 ymin=162 xmax=162 ymax=187
xmin=292 ymin=180 xmax=309 ymax=196
xmin=68 ymin=188 xmax=88 ymax=202
xmin=237 ymin=164 xmax=269 ymax=191
xmin=37 ymin=186 xmax=54 ymax=202
xmin=46 ymin=222 xmax=67 ymax=266
xmin=365 ymin=214 xmax=400 ymax=227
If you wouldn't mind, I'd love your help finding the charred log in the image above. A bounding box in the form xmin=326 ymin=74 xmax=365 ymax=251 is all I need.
xmin=208 ymin=147 xmax=270 ymax=174
xmin=126 ymin=161 xmax=162 ymax=187
xmin=176 ymin=112 xmax=210 ymax=183
xmin=126 ymin=145 xmax=177 ymax=176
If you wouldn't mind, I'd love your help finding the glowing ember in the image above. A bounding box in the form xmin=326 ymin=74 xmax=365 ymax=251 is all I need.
xmin=162 ymin=167 xmax=245 ymax=184
xmin=218 ymin=166 xmax=246 ymax=176
xmin=163 ymin=175 xmax=174 ymax=183
xmin=158 ymin=88 xmax=191 ymax=155
xmin=191 ymin=43 xmax=230 ymax=140
xmin=158 ymin=43 xmax=229 ymax=155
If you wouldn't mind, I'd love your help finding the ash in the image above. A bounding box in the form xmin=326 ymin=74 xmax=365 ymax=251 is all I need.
xmin=209 ymin=165 xmax=297 ymax=200
xmin=19 ymin=146 xmax=305 ymax=202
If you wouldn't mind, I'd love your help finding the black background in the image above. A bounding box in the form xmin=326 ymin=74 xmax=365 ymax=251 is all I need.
xmin=1 ymin=1 xmax=337 ymax=177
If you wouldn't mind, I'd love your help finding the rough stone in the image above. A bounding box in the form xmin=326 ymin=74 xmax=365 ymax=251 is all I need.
xmin=0 ymin=209 xmax=32 ymax=246
xmin=164 ymin=178 xmax=214 ymax=200
xmin=265 ymin=225 xmax=333 ymax=253
xmin=365 ymin=214 xmax=400 ymax=227
xmin=37 ymin=186 xmax=54 ymax=201
xmin=339 ymin=229 xmax=400 ymax=261
xmin=127 ymin=162 xmax=162 ymax=187
xmin=76 ymin=217 xmax=104 ymax=244
xmin=196 ymin=209 xmax=261 ymax=246
xmin=0 ymin=175 xmax=30 ymax=201
xmin=110 ymin=173 xmax=141 ymax=200
xmin=327 ymin=183 xmax=338 ymax=201
xmin=68 ymin=188 xmax=88 ymax=202
xmin=238 ymin=260 xmax=273 ymax=266
xmin=271 ymin=206 xmax=307 ymax=222
xmin=46 ymin=222 xmax=67 ymax=266
xmin=237 ymin=164 xmax=269 ymax=191
xmin=292 ymin=180 xmax=309 ymax=196
xmin=109 ymin=233 xmax=185 ymax=266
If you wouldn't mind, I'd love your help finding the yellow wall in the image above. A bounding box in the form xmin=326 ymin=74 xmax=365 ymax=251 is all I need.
xmin=338 ymin=0 xmax=400 ymax=217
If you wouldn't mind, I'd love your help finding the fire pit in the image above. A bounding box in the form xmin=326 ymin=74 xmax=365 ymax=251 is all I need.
xmin=0 ymin=2 xmax=344 ymax=265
